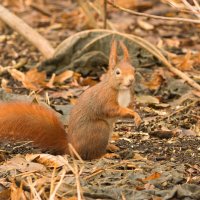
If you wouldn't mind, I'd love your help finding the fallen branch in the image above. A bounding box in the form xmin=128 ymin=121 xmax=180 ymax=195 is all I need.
xmin=125 ymin=34 xmax=200 ymax=91
xmin=0 ymin=5 xmax=55 ymax=59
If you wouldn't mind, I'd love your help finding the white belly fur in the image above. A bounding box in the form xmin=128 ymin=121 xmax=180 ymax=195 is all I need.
xmin=117 ymin=89 xmax=131 ymax=108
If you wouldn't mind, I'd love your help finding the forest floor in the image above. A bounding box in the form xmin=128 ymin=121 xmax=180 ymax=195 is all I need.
xmin=0 ymin=0 xmax=199 ymax=199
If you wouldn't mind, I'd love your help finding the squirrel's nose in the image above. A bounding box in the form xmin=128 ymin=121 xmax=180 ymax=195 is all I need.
xmin=128 ymin=77 xmax=134 ymax=84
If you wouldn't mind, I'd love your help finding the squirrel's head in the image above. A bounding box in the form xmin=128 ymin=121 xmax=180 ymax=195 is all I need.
xmin=108 ymin=40 xmax=135 ymax=90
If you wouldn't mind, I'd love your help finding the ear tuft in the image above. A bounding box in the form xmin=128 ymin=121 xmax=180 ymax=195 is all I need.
xmin=119 ymin=41 xmax=129 ymax=62
xmin=109 ymin=40 xmax=118 ymax=70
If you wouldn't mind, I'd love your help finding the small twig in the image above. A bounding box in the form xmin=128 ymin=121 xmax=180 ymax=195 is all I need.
xmin=30 ymin=2 xmax=52 ymax=17
xmin=88 ymin=1 xmax=116 ymax=30
xmin=0 ymin=59 xmax=27 ymax=75
xmin=121 ymin=192 xmax=127 ymax=200
xmin=84 ymin=161 xmax=136 ymax=180
xmin=191 ymin=114 xmax=200 ymax=119
xmin=104 ymin=0 xmax=107 ymax=29
xmin=12 ymin=141 xmax=33 ymax=150
xmin=84 ymin=168 xmax=104 ymax=180
xmin=107 ymin=0 xmax=200 ymax=24
xmin=162 ymin=100 xmax=198 ymax=120
xmin=45 ymin=91 xmax=51 ymax=105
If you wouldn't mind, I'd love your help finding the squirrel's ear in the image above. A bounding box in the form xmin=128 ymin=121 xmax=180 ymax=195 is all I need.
xmin=119 ymin=41 xmax=129 ymax=62
xmin=109 ymin=40 xmax=118 ymax=70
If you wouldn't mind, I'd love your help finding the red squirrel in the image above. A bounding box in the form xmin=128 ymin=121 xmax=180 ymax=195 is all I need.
xmin=0 ymin=41 xmax=141 ymax=160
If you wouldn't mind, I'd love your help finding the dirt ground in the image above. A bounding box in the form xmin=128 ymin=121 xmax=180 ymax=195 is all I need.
xmin=0 ymin=0 xmax=199 ymax=199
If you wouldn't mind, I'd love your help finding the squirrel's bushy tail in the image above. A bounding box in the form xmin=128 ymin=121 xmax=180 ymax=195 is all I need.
xmin=0 ymin=102 xmax=68 ymax=154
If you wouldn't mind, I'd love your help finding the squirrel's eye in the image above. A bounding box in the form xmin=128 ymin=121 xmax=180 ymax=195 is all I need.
xmin=115 ymin=69 xmax=121 ymax=76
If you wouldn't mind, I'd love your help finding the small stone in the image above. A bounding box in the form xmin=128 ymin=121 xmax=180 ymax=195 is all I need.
xmin=170 ymin=157 xmax=175 ymax=162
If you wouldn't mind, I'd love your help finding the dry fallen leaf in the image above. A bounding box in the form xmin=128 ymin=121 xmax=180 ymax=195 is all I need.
xmin=142 ymin=172 xmax=161 ymax=181
xmin=137 ymin=19 xmax=154 ymax=30
xmin=0 ymin=156 xmax=46 ymax=173
xmin=103 ymin=153 xmax=120 ymax=159
xmin=78 ymin=76 xmax=98 ymax=86
xmin=8 ymin=68 xmax=47 ymax=91
xmin=165 ymin=38 xmax=180 ymax=48
xmin=54 ymin=70 xmax=74 ymax=83
xmin=143 ymin=69 xmax=164 ymax=91
xmin=136 ymin=95 xmax=160 ymax=104
xmin=133 ymin=153 xmax=147 ymax=161
xmin=0 ymin=188 xmax=11 ymax=200
xmin=172 ymin=51 xmax=193 ymax=71
xmin=144 ymin=182 xmax=155 ymax=190
xmin=10 ymin=183 xmax=26 ymax=200
xmin=8 ymin=68 xmax=25 ymax=82
xmin=66 ymin=197 xmax=78 ymax=200
xmin=25 ymin=68 xmax=46 ymax=87
xmin=106 ymin=144 xmax=120 ymax=152
xmin=26 ymin=154 xmax=66 ymax=168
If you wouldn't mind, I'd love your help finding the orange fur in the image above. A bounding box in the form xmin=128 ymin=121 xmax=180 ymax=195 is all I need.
xmin=0 ymin=41 xmax=141 ymax=160
xmin=0 ymin=102 xmax=68 ymax=154
xmin=68 ymin=41 xmax=141 ymax=160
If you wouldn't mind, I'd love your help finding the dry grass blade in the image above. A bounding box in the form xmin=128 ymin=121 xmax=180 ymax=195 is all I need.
xmin=107 ymin=0 xmax=200 ymax=24
xmin=73 ymin=160 xmax=83 ymax=200
xmin=166 ymin=0 xmax=200 ymax=18
xmin=60 ymin=157 xmax=84 ymax=200
xmin=50 ymin=167 xmax=56 ymax=198
xmin=49 ymin=168 xmax=66 ymax=200
xmin=68 ymin=143 xmax=84 ymax=163
xmin=181 ymin=0 xmax=200 ymax=18
xmin=27 ymin=176 xmax=42 ymax=200
xmin=65 ymin=145 xmax=85 ymax=200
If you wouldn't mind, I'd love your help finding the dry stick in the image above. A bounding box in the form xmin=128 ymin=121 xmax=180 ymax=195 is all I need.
xmin=104 ymin=0 xmax=107 ymax=29
xmin=30 ymin=2 xmax=52 ymax=17
xmin=163 ymin=61 xmax=200 ymax=91
xmin=88 ymin=1 xmax=116 ymax=30
xmin=124 ymin=34 xmax=200 ymax=91
xmin=131 ymin=37 xmax=200 ymax=90
xmin=0 ymin=5 xmax=55 ymax=59
xmin=107 ymin=1 xmax=200 ymax=24
xmin=97 ymin=4 xmax=200 ymax=90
